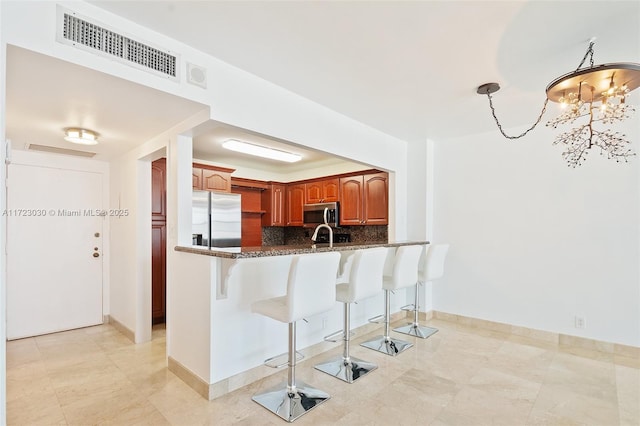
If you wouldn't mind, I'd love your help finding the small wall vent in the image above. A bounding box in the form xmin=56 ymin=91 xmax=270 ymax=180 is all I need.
xmin=27 ymin=144 xmax=97 ymax=158
xmin=57 ymin=6 xmax=178 ymax=80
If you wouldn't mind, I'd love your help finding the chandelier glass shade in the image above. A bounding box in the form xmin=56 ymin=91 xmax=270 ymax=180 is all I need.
xmin=478 ymin=41 xmax=640 ymax=167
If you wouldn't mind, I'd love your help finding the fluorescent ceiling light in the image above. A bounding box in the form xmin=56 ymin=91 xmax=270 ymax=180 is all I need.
xmin=222 ymin=139 xmax=302 ymax=163
xmin=64 ymin=128 xmax=99 ymax=145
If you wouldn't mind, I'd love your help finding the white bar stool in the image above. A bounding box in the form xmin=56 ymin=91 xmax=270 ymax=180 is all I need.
xmin=361 ymin=245 xmax=423 ymax=356
xmin=251 ymin=251 xmax=341 ymax=423
xmin=314 ymin=247 xmax=388 ymax=383
xmin=394 ymin=244 xmax=450 ymax=338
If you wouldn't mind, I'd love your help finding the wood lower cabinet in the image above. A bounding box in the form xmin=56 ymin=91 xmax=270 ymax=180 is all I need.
xmin=339 ymin=172 xmax=388 ymax=225
xmin=262 ymin=183 xmax=286 ymax=226
xmin=286 ymin=184 xmax=305 ymax=226
xmin=305 ymin=178 xmax=339 ymax=204
xmin=151 ymin=222 xmax=166 ymax=324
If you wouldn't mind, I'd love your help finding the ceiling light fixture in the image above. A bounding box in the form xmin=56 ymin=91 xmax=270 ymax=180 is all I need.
xmin=477 ymin=39 xmax=640 ymax=167
xmin=64 ymin=128 xmax=99 ymax=145
xmin=222 ymin=139 xmax=302 ymax=163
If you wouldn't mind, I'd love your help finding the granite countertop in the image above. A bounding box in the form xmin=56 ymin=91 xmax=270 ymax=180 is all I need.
xmin=175 ymin=240 xmax=429 ymax=259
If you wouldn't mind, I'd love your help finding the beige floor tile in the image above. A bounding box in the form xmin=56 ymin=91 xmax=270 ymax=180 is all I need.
xmin=616 ymin=364 xmax=640 ymax=426
xmin=5 ymin=319 xmax=639 ymax=426
xmin=5 ymin=337 xmax=42 ymax=369
xmin=528 ymin=383 xmax=620 ymax=425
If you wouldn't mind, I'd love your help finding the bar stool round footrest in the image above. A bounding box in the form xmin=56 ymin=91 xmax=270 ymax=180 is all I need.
xmin=393 ymin=324 xmax=438 ymax=339
xmin=251 ymin=380 xmax=330 ymax=422
xmin=323 ymin=330 xmax=355 ymax=343
xmin=360 ymin=335 xmax=413 ymax=356
xmin=314 ymin=355 xmax=377 ymax=383
xmin=400 ymin=303 xmax=416 ymax=311
xmin=264 ymin=351 xmax=304 ymax=368
xmin=367 ymin=314 xmax=386 ymax=324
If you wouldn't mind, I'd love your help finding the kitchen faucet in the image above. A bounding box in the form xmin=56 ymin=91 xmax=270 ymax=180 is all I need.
xmin=311 ymin=223 xmax=333 ymax=248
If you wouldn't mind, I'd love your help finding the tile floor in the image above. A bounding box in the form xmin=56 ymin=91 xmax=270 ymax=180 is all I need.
xmin=6 ymin=318 xmax=639 ymax=425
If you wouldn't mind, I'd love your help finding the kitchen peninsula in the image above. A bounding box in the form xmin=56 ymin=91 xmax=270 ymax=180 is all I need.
xmin=169 ymin=240 xmax=428 ymax=400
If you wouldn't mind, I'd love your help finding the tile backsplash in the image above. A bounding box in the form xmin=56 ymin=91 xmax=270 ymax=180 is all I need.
xmin=262 ymin=226 xmax=388 ymax=246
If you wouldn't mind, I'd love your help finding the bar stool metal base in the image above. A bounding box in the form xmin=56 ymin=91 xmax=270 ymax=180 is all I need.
xmin=251 ymin=380 xmax=330 ymax=423
xmin=393 ymin=323 xmax=438 ymax=339
xmin=314 ymin=356 xmax=377 ymax=383
xmin=360 ymin=335 xmax=413 ymax=356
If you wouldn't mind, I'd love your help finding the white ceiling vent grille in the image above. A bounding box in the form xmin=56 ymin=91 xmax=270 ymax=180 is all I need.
xmin=57 ymin=7 xmax=178 ymax=80
xmin=27 ymin=144 xmax=97 ymax=158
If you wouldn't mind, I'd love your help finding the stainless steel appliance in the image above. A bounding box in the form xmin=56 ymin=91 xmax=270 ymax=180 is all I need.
xmin=303 ymin=202 xmax=339 ymax=227
xmin=192 ymin=191 xmax=241 ymax=248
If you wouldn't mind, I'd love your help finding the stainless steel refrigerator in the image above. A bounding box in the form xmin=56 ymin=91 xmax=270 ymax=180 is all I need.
xmin=192 ymin=191 xmax=241 ymax=248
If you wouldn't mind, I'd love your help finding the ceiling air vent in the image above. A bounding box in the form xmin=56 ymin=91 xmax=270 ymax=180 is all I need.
xmin=56 ymin=6 xmax=178 ymax=80
xmin=27 ymin=144 xmax=97 ymax=158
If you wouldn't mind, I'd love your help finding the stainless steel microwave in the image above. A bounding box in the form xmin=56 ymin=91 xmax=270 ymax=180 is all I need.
xmin=303 ymin=202 xmax=339 ymax=227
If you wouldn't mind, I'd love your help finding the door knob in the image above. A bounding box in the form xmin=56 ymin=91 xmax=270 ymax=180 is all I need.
xmin=93 ymin=252 xmax=100 ymax=258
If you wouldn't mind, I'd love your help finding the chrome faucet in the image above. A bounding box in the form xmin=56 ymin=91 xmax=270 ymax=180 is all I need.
xmin=311 ymin=223 xmax=333 ymax=248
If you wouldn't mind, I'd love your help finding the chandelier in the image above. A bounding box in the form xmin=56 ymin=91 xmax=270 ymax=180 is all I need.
xmin=477 ymin=40 xmax=640 ymax=167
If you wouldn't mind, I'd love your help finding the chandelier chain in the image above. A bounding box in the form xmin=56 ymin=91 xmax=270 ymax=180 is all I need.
xmin=485 ymin=92 xmax=549 ymax=139
xmin=575 ymin=41 xmax=595 ymax=71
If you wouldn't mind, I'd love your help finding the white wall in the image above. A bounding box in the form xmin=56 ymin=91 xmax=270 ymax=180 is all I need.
xmin=433 ymin=115 xmax=640 ymax=346
xmin=0 ymin=1 xmax=7 ymax=419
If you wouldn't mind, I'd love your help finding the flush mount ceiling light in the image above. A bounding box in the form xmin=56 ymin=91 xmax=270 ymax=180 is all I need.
xmin=64 ymin=128 xmax=99 ymax=145
xmin=222 ymin=139 xmax=302 ymax=163
xmin=477 ymin=39 xmax=640 ymax=167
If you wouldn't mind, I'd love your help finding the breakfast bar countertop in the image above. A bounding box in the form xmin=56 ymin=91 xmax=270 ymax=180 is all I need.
xmin=175 ymin=240 xmax=429 ymax=259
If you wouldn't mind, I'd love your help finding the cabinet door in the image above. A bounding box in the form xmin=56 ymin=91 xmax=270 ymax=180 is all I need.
xmin=192 ymin=167 xmax=203 ymax=190
xmin=202 ymin=169 xmax=231 ymax=192
xmin=151 ymin=222 xmax=166 ymax=324
xmin=363 ymin=173 xmax=388 ymax=225
xmin=286 ymin=184 xmax=305 ymax=226
xmin=322 ymin=178 xmax=340 ymax=202
xmin=152 ymin=159 xmax=166 ymax=221
xmin=305 ymin=181 xmax=323 ymax=204
xmin=339 ymin=176 xmax=364 ymax=225
xmin=262 ymin=184 xmax=285 ymax=226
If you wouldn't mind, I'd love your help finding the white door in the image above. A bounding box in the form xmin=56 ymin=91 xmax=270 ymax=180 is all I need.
xmin=7 ymin=164 xmax=104 ymax=339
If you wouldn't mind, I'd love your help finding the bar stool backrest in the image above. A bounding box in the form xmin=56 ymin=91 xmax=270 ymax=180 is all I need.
xmin=385 ymin=245 xmax=422 ymax=290
xmin=287 ymin=251 xmax=341 ymax=322
xmin=344 ymin=247 xmax=388 ymax=303
xmin=419 ymin=244 xmax=450 ymax=283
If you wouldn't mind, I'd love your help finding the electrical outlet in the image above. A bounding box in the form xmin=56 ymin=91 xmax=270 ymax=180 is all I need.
xmin=574 ymin=316 xmax=586 ymax=329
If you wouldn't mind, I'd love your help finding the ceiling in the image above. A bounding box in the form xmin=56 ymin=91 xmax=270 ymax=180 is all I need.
xmin=6 ymin=1 xmax=640 ymax=170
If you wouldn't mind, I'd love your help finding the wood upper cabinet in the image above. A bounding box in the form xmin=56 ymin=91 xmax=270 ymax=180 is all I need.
xmin=339 ymin=172 xmax=388 ymax=225
xmin=305 ymin=178 xmax=339 ymax=204
xmin=286 ymin=184 xmax=305 ymax=226
xmin=262 ymin=183 xmax=286 ymax=226
xmin=193 ymin=164 xmax=235 ymax=192
xmin=363 ymin=172 xmax=388 ymax=225
xmin=339 ymin=176 xmax=364 ymax=225
xmin=192 ymin=168 xmax=203 ymax=190
xmin=151 ymin=159 xmax=166 ymax=221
